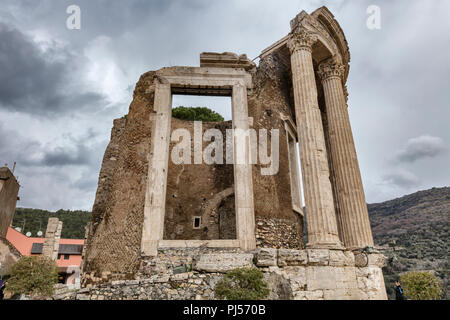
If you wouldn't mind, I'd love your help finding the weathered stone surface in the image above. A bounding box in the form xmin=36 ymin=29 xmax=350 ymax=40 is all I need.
xmin=277 ymin=249 xmax=307 ymax=266
xmin=356 ymin=266 xmax=387 ymax=300
xmin=193 ymin=253 xmax=253 ymax=273
xmin=264 ymin=272 xmax=293 ymax=300
xmin=0 ymin=167 xmax=20 ymax=238
xmin=323 ymin=288 xmax=361 ymax=300
xmin=280 ymin=266 xmax=306 ymax=292
xmin=306 ymin=266 xmax=336 ymax=291
xmin=307 ymin=249 xmax=329 ymax=266
xmin=329 ymin=250 xmax=354 ymax=266
xmin=334 ymin=266 xmax=358 ymax=289
xmin=367 ymin=253 xmax=387 ymax=268
xmin=255 ymin=248 xmax=277 ymax=267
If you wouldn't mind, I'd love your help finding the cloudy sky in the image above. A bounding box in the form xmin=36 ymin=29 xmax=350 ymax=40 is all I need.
xmin=0 ymin=0 xmax=449 ymax=211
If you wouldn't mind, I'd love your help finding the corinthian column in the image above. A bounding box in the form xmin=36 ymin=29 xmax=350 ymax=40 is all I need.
xmin=287 ymin=28 xmax=342 ymax=249
xmin=317 ymin=57 xmax=374 ymax=250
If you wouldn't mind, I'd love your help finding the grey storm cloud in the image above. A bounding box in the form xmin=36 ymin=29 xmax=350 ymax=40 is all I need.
xmin=0 ymin=122 xmax=101 ymax=168
xmin=0 ymin=22 xmax=106 ymax=117
xmin=395 ymin=135 xmax=447 ymax=163
xmin=382 ymin=169 xmax=420 ymax=189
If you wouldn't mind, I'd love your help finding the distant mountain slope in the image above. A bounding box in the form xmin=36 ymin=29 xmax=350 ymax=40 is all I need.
xmin=368 ymin=187 xmax=449 ymax=299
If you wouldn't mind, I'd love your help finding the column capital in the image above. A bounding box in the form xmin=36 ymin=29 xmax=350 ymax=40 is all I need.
xmin=287 ymin=28 xmax=318 ymax=54
xmin=317 ymin=57 xmax=346 ymax=81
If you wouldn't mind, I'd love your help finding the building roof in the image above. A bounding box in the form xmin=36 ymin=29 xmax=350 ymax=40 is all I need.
xmin=5 ymin=226 xmax=84 ymax=268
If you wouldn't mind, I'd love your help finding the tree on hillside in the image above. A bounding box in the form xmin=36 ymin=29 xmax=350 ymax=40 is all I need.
xmin=400 ymin=271 xmax=442 ymax=300
xmin=172 ymin=106 xmax=224 ymax=122
xmin=7 ymin=256 xmax=58 ymax=297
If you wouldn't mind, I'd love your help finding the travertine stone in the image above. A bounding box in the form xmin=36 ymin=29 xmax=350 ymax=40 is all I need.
xmin=367 ymin=253 xmax=387 ymax=268
xmin=318 ymin=57 xmax=374 ymax=250
xmin=200 ymin=52 xmax=256 ymax=71
xmin=193 ymin=253 xmax=253 ymax=273
xmin=356 ymin=266 xmax=387 ymax=300
xmin=306 ymin=266 xmax=337 ymax=290
xmin=141 ymin=82 xmax=172 ymax=256
xmin=288 ymin=26 xmax=342 ymax=249
xmin=277 ymin=249 xmax=308 ymax=266
xmin=232 ymin=83 xmax=256 ymax=250
xmin=307 ymin=249 xmax=329 ymax=266
xmin=256 ymin=248 xmax=278 ymax=267
xmin=329 ymin=250 xmax=354 ymax=266
xmin=280 ymin=266 xmax=306 ymax=291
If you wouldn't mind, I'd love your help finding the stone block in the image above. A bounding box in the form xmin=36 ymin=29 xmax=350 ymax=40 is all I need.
xmin=304 ymin=290 xmax=324 ymax=300
xmin=293 ymin=290 xmax=324 ymax=300
xmin=367 ymin=253 xmax=387 ymax=268
xmin=281 ymin=266 xmax=306 ymax=292
xmin=355 ymin=266 xmax=387 ymax=300
xmin=323 ymin=288 xmax=362 ymax=300
xmin=334 ymin=266 xmax=357 ymax=289
xmin=255 ymin=248 xmax=277 ymax=267
xmin=306 ymin=266 xmax=336 ymax=290
xmin=277 ymin=249 xmax=307 ymax=266
xmin=307 ymin=249 xmax=329 ymax=266
xmin=193 ymin=253 xmax=253 ymax=273
xmin=343 ymin=251 xmax=355 ymax=266
xmin=171 ymin=273 xmax=189 ymax=281
xmin=329 ymin=250 xmax=355 ymax=267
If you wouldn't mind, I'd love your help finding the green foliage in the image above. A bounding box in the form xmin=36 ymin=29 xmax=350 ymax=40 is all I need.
xmin=13 ymin=208 xmax=91 ymax=239
xmin=215 ymin=268 xmax=270 ymax=300
xmin=7 ymin=256 xmax=58 ymax=297
xmin=172 ymin=106 xmax=224 ymax=122
xmin=400 ymin=271 xmax=442 ymax=300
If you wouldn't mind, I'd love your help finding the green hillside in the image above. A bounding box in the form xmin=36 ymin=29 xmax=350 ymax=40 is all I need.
xmin=12 ymin=208 xmax=91 ymax=239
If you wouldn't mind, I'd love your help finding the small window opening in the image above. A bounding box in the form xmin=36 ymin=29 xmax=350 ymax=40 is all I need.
xmin=193 ymin=216 xmax=202 ymax=229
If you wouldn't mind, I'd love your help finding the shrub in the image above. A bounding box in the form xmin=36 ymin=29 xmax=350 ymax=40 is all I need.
xmin=215 ymin=268 xmax=270 ymax=300
xmin=172 ymin=106 xmax=224 ymax=122
xmin=400 ymin=271 xmax=442 ymax=300
xmin=7 ymin=256 xmax=59 ymax=297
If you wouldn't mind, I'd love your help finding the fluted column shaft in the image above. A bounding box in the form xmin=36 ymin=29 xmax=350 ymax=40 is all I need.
xmin=318 ymin=59 xmax=374 ymax=250
xmin=288 ymin=29 xmax=342 ymax=248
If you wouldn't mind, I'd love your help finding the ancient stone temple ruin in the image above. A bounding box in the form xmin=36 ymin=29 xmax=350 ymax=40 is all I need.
xmin=80 ymin=7 xmax=387 ymax=300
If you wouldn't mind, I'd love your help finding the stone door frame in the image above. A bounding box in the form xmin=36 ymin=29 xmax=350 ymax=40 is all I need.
xmin=141 ymin=67 xmax=256 ymax=256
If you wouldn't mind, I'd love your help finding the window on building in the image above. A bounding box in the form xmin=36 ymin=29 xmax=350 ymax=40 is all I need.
xmin=193 ymin=216 xmax=202 ymax=229
xmin=57 ymin=254 xmax=62 ymax=260
xmin=64 ymin=254 xmax=70 ymax=260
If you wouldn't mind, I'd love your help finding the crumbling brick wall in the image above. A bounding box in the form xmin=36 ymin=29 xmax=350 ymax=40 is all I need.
xmin=0 ymin=167 xmax=20 ymax=238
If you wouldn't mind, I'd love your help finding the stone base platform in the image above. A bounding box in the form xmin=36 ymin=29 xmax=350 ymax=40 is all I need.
xmin=66 ymin=248 xmax=387 ymax=300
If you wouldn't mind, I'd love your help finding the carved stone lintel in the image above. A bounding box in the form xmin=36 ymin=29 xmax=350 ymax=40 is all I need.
xmin=287 ymin=28 xmax=318 ymax=54
xmin=317 ymin=57 xmax=345 ymax=81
